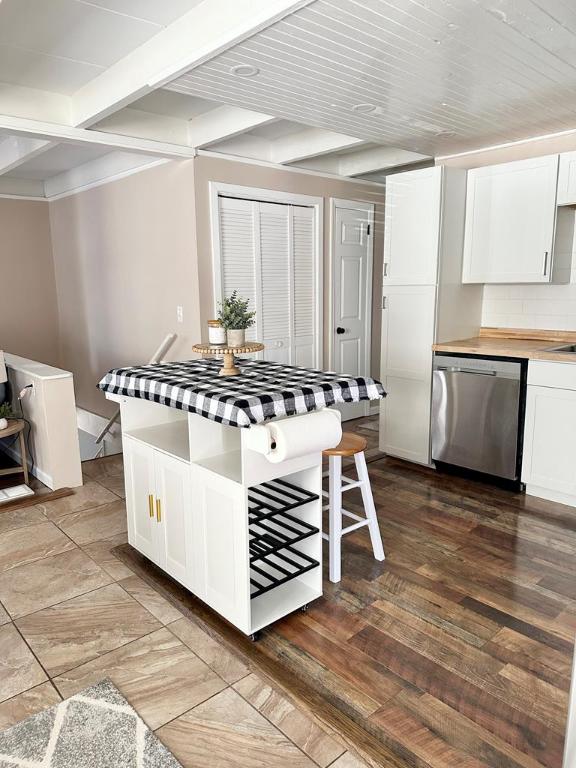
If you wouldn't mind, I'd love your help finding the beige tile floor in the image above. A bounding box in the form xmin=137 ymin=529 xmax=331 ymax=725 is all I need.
xmin=0 ymin=454 xmax=367 ymax=768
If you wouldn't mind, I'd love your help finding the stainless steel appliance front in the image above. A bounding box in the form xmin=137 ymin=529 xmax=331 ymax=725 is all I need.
xmin=432 ymin=355 xmax=522 ymax=480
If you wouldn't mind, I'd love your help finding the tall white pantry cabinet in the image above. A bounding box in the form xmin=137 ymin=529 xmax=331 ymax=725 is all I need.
xmin=379 ymin=166 xmax=483 ymax=465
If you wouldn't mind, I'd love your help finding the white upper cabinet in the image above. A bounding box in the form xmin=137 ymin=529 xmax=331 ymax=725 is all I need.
xmin=383 ymin=166 xmax=442 ymax=285
xmin=557 ymin=151 xmax=576 ymax=205
xmin=462 ymin=155 xmax=559 ymax=284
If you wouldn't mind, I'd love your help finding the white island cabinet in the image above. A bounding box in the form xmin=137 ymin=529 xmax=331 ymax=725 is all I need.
xmin=522 ymin=360 xmax=576 ymax=506
xmin=108 ymin=394 xmax=330 ymax=637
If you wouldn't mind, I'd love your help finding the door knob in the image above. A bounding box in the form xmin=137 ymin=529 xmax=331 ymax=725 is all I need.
xmin=336 ymin=327 xmax=345 ymax=334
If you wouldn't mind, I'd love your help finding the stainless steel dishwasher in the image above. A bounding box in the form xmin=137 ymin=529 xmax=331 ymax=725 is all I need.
xmin=432 ymin=354 xmax=526 ymax=482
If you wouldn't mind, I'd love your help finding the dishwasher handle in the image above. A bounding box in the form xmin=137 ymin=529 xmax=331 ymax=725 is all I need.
xmin=435 ymin=366 xmax=498 ymax=377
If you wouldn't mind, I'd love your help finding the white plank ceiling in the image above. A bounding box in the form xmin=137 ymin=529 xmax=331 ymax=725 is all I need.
xmin=166 ymin=0 xmax=576 ymax=155
xmin=0 ymin=0 xmax=205 ymax=94
xmin=3 ymin=0 xmax=576 ymax=192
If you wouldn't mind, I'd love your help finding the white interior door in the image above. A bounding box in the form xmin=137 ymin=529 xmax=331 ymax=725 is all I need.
xmin=332 ymin=200 xmax=374 ymax=421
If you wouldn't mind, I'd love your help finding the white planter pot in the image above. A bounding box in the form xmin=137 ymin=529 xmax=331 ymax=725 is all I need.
xmin=0 ymin=418 xmax=7 ymax=431
xmin=227 ymin=329 xmax=245 ymax=347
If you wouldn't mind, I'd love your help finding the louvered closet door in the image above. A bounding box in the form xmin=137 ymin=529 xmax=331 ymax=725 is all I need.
xmin=258 ymin=202 xmax=291 ymax=363
xmin=291 ymin=206 xmax=315 ymax=367
xmin=218 ymin=196 xmax=317 ymax=366
xmin=218 ymin=197 xmax=257 ymax=342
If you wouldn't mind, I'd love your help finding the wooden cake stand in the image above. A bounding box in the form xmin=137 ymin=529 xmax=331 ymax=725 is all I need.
xmin=192 ymin=341 xmax=264 ymax=376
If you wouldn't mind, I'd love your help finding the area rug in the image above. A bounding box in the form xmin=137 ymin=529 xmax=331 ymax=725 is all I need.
xmin=0 ymin=680 xmax=182 ymax=767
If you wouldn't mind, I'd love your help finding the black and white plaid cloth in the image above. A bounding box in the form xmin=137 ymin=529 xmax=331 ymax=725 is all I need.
xmin=98 ymin=358 xmax=385 ymax=428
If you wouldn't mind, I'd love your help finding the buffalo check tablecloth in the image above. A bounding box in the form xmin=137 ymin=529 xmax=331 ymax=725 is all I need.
xmin=98 ymin=358 xmax=386 ymax=428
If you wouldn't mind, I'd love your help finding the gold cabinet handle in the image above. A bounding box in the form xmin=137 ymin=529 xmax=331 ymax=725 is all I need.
xmin=148 ymin=494 xmax=154 ymax=518
xmin=156 ymin=498 xmax=162 ymax=523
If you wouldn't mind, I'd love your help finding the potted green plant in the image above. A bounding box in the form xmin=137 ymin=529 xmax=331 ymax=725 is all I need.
xmin=0 ymin=402 xmax=13 ymax=431
xmin=217 ymin=290 xmax=256 ymax=347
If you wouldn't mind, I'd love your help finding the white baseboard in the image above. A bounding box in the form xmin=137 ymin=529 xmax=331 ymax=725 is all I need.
xmin=1 ymin=440 xmax=53 ymax=488
xmin=525 ymin=484 xmax=576 ymax=508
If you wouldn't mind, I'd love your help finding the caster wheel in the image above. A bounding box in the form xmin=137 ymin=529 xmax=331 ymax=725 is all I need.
xmin=250 ymin=632 xmax=261 ymax=642
xmin=300 ymin=604 xmax=309 ymax=613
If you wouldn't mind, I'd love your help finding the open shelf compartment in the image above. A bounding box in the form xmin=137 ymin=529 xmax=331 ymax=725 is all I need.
xmin=248 ymin=477 xmax=320 ymax=600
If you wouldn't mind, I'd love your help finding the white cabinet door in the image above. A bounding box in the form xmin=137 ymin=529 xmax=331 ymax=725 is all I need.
xmin=154 ymin=452 xmax=192 ymax=587
xmin=191 ymin=464 xmax=251 ymax=634
xmin=557 ymin=152 xmax=576 ymax=205
xmin=462 ymin=155 xmax=558 ymax=283
xmin=522 ymin=384 xmax=576 ymax=496
xmin=383 ymin=166 xmax=442 ymax=285
xmin=123 ymin=437 xmax=159 ymax=564
xmin=380 ymin=286 xmax=436 ymax=464
xmin=381 ymin=286 xmax=436 ymax=379
xmin=379 ymin=377 xmax=432 ymax=464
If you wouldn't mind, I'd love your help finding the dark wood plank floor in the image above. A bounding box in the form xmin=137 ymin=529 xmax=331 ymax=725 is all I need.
xmin=119 ymin=415 xmax=575 ymax=768
xmin=270 ymin=416 xmax=573 ymax=768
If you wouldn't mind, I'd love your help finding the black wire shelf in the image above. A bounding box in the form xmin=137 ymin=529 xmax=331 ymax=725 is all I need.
xmin=250 ymin=546 xmax=320 ymax=599
xmin=248 ymin=478 xmax=320 ymax=599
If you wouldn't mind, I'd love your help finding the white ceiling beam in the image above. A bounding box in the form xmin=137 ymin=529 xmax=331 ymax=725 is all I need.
xmin=71 ymin=0 xmax=315 ymax=129
xmin=0 ymin=136 xmax=56 ymax=175
xmin=0 ymin=115 xmax=196 ymax=159
xmin=339 ymin=146 xmax=431 ymax=176
xmin=0 ymin=83 xmax=71 ymax=124
xmin=203 ymin=134 xmax=274 ymax=161
xmin=188 ymin=106 xmax=276 ymax=148
xmin=0 ymin=84 xmax=73 ymax=176
xmin=272 ymin=129 xmax=366 ymax=164
xmin=44 ymin=152 xmax=168 ymax=200
xmin=0 ymin=177 xmax=45 ymax=199
xmin=94 ymin=108 xmax=190 ymax=145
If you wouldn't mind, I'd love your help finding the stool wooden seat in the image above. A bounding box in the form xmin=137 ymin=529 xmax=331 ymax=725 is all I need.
xmin=0 ymin=419 xmax=29 ymax=485
xmin=322 ymin=431 xmax=384 ymax=583
xmin=323 ymin=433 xmax=367 ymax=457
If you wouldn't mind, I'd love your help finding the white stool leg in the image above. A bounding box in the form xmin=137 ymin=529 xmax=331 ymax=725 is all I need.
xmin=355 ymin=452 xmax=385 ymax=562
xmin=328 ymin=454 xmax=343 ymax=583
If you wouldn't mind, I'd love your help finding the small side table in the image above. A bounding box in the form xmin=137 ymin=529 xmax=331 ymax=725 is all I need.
xmin=192 ymin=342 xmax=265 ymax=376
xmin=0 ymin=419 xmax=29 ymax=485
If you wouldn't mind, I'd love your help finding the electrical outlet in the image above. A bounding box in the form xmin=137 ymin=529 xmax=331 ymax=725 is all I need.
xmin=176 ymin=306 xmax=184 ymax=323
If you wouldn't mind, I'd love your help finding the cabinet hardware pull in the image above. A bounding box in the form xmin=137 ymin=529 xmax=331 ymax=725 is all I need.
xmin=148 ymin=494 xmax=154 ymax=518
xmin=156 ymin=498 xmax=162 ymax=523
xmin=383 ymin=263 xmax=388 ymax=277
xmin=543 ymin=251 xmax=549 ymax=276
xmin=382 ymin=296 xmax=387 ymax=310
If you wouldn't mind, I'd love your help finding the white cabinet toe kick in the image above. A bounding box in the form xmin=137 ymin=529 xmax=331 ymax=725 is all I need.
xmin=110 ymin=395 xmax=334 ymax=636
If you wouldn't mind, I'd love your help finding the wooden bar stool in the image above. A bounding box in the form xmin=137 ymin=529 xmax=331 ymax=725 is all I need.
xmin=322 ymin=433 xmax=385 ymax=583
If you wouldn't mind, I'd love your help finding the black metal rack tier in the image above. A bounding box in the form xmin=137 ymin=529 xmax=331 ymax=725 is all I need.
xmin=248 ymin=478 xmax=320 ymax=599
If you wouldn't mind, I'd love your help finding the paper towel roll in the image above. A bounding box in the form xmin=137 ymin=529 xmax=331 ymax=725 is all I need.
xmin=264 ymin=409 xmax=342 ymax=464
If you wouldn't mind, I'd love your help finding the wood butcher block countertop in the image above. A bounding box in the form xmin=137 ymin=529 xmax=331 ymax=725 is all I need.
xmin=433 ymin=327 xmax=576 ymax=362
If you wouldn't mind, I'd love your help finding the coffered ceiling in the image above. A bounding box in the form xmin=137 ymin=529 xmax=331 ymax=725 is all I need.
xmin=0 ymin=0 xmax=575 ymax=198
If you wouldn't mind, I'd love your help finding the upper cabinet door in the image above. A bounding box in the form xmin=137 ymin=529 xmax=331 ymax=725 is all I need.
xmin=557 ymin=152 xmax=576 ymax=205
xmin=462 ymin=155 xmax=559 ymax=284
xmin=383 ymin=166 xmax=442 ymax=286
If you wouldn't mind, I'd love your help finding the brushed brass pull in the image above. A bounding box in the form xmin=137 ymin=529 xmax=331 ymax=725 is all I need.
xmin=156 ymin=498 xmax=162 ymax=523
xmin=148 ymin=494 xmax=154 ymax=518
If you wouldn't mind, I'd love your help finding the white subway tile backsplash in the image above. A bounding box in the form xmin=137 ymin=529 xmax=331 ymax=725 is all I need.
xmin=482 ymin=282 xmax=576 ymax=330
